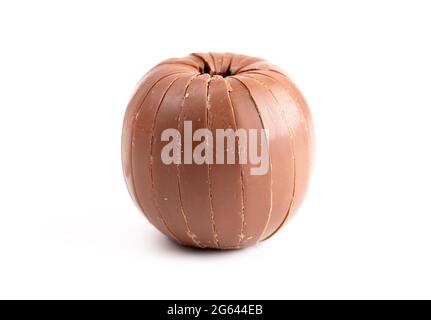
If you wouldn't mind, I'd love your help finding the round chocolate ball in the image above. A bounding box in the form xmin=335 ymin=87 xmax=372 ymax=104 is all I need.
xmin=122 ymin=53 xmax=314 ymax=249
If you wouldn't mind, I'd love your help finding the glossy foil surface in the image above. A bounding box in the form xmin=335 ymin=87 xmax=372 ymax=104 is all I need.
xmin=122 ymin=53 xmax=314 ymax=249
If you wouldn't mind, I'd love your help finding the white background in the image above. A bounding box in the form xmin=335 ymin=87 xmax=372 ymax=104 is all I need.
xmin=1 ymin=0 xmax=430 ymax=299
